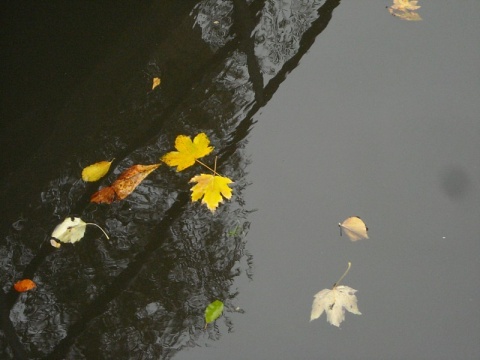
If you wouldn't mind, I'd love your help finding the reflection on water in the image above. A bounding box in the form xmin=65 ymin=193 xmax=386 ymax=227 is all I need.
xmin=0 ymin=0 xmax=340 ymax=358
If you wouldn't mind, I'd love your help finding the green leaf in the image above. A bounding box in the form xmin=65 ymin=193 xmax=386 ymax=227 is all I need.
xmin=204 ymin=300 xmax=224 ymax=327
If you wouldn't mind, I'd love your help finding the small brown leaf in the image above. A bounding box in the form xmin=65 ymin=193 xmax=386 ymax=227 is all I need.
xmin=14 ymin=279 xmax=36 ymax=292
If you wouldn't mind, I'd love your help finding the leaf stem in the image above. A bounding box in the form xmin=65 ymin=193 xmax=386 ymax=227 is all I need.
xmin=85 ymin=223 xmax=110 ymax=240
xmin=195 ymin=158 xmax=220 ymax=176
xmin=333 ymin=261 xmax=351 ymax=288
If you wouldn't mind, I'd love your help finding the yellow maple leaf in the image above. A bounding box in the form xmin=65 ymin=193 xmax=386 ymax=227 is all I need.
xmin=162 ymin=133 xmax=213 ymax=171
xmin=390 ymin=0 xmax=420 ymax=11
xmin=82 ymin=159 xmax=114 ymax=182
xmin=189 ymin=173 xmax=233 ymax=212
xmin=388 ymin=0 xmax=422 ymax=20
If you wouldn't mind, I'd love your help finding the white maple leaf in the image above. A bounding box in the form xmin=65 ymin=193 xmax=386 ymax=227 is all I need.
xmin=310 ymin=285 xmax=361 ymax=327
xmin=310 ymin=262 xmax=361 ymax=327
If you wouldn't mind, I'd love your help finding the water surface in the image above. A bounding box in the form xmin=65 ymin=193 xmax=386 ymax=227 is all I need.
xmin=1 ymin=1 xmax=479 ymax=359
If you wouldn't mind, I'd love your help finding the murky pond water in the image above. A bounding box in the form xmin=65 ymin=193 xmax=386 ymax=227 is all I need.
xmin=2 ymin=1 xmax=479 ymax=359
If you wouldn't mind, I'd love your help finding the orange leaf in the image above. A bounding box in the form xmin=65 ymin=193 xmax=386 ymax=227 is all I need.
xmin=91 ymin=186 xmax=116 ymax=204
xmin=14 ymin=279 xmax=36 ymax=292
xmin=91 ymin=164 xmax=160 ymax=203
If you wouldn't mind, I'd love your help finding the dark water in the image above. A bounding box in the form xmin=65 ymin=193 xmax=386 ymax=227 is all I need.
xmin=1 ymin=1 xmax=479 ymax=359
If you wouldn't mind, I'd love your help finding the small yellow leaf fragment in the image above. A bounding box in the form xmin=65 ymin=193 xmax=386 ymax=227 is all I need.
xmin=82 ymin=160 xmax=114 ymax=182
xmin=189 ymin=173 xmax=233 ymax=212
xmin=152 ymin=77 xmax=161 ymax=90
xmin=50 ymin=239 xmax=61 ymax=248
xmin=162 ymin=133 xmax=214 ymax=171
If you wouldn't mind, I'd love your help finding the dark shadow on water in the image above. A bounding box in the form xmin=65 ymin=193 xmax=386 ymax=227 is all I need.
xmin=439 ymin=165 xmax=472 ymax=200
xmin=0 ymin=0 xmax=341 ymax=358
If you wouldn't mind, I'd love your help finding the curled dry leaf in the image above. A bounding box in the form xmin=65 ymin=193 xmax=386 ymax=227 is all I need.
xmin=91 ymin=164 xmax=161 ymax=204
xmin=161 ymin=133 xmax=213 ymax=171
xmin=14 ymin=279 xmax=36 ymax=292
xmin=190 ymin=173 xmax=233 ymax=212
xmin=152 ymin=77 xmax=161 ymax=90
xmin=339 ymin=216 xmax=369 ymax=241
xmin=81 ymin=159 xmax=114 ymax=182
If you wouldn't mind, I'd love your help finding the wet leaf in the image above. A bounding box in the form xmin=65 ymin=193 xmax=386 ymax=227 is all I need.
xmin=339 ymin=216 xmax=369 ymax=241
xmin=82 ymin=159 xmax=114 ymax=182
xmin=228 ymin=224 xmax=241 ymax=237
xmin=310 ymin=262 xmax=361 ymax=327
xmin=91 ymin=164 xmax=160 ymax=203
xmin=310 ymin=286 xmax=361 ymax=327
xmin=152 ymin=77 xmax=161 ymax=90
xmin=205 ymin=300 xmax=224 ymax=327
xmin=390 ymin=10 xmax=421 ymax=21
xmin=190 ymin=173 xmax=233 ymax=212
xmin=51 ymin=216 xmax=109 ymax=244
xmin=388 ymin=0 xmax=422 ymax=20
xmin=90 ymin=186 xmax=116 ymax=204
xmin=51 ymin=217 xmax=87 ymax=244
xmin=162 ymin=133 xmax=213 ymax=171
xmin=50 ymin=239 xmax=62 ymax=248
xmin=14 ymin=279 xmax=36 ymax=292
xmin=389 ymin=0 xmax=420 ymax=11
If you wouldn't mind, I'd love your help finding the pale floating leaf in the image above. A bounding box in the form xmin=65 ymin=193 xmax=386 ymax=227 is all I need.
xmin=389 ymin=0 xmax=420 ymax=11
xmin=51 ymin=217 xmax=87 ymax=244
xmin=310 ymin=285 xmax=361 ymax=327
xmin=339 ymin=216 xmax=369 ymax=241
xmin=51 ymin=217 xmax=109 ymax=244
xmin=388 ymin=0 xmax=422 ymax=21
